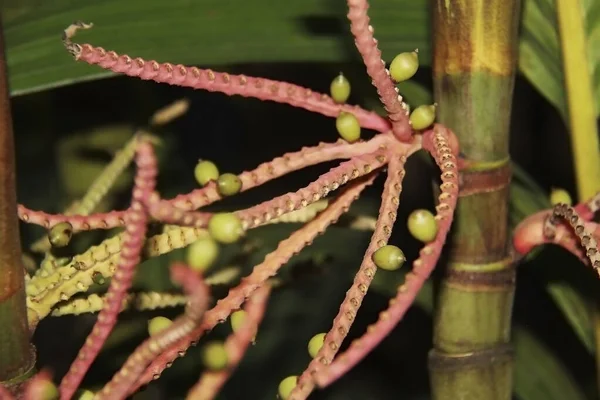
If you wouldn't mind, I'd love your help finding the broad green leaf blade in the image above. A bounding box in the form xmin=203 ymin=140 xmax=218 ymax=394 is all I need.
xmin=2 ymin=0 xmax=429 ymax=96
xmin=546 ymin=282 xmax=594 ymax=352
xmin=514 ymin=327 xmax=587 ymax=400
xmin=510 ymin=163 xmax=595 ymax=353
xmin=520 ymin=0 xmax=600 ymax=119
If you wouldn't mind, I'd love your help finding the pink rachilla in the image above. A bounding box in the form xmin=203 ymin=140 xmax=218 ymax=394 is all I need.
xmin=513 ymin=192 xmax=600 ymax=274
xmin=11 ymin=1 xmax=466 ymax=399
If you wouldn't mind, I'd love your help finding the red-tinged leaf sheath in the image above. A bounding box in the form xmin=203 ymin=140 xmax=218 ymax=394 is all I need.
xmin=0 ymin=16 xmax=35 ymax=387
xmin=429 ymin=1 xmax=521 ymax=399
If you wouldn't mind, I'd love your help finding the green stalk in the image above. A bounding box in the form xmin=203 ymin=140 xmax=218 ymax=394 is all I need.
xmin=0 ymin=16 xmax=35 ymax=387
xmin=428 ymin=1 xmax=521 ymax=398
xmin=555 ymin=0 xmax=600 ymax=394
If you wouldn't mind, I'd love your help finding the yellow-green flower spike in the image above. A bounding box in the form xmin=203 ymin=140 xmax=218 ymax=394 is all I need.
xmin=186 ymin=236 xmax=219 ymax=271
xmin=208 ymin=213 xmax=244 ymax=244
xmin=48 ymin=221 xmax=73 ymax=248
xmin=389 ymin=50 xmax=419 ymax=82
xmin=217 ymin=173 xmax=242 ymax=196
xmin=335 ymin=112 xmax=361 ymax=143
xmin=194 ymin=160 xmax=219 ymax=186
xmin=372 ymin=245 xmax=406 ymax=271
xmin=278 ymin=375 xmax=298 ymax=400
xmin=307 ymin=332 xmax=326 ymax=358
xmin=407 ymin=209 xmax=438 ymax=243
xmin=330 ymin=73 xmax=351 ymax=103
xmin=201 ymin=341 xmax=229 ymax=371
xmin=409 ymin=104 xmax=436 ymax=130
xmin=231 ymin=310 xmax=247 ymax=333
xmin=148 ymin=316 xmax=173 ymax=337
xmin=550 ymin=188 xmax=572 ymax=206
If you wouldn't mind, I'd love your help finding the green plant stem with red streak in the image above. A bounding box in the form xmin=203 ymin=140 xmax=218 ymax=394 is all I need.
xmin=428 ymin=1 xmax=521 ymax=399
xmin=0 ymin=14 xmax=35 ymax=390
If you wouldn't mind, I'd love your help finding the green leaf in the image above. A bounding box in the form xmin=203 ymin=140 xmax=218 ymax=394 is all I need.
xmin=2 ymin=0 xmax=430 ymax=96
xmin=519 ymin=0 xmax=600 ymax=119
xmin=509 ymin=163 xmax=595 ymax=354
xmin=514 ymin=327 xmax=587 ymax=400
xmin=546 ymin=282 xmax=594 ymax=352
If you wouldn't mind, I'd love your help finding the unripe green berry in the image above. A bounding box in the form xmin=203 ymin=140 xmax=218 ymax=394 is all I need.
xmin=202 ymin=341 xmax=229 ymax=371
xmin=148 ymin=316 xmax=173 ymax=336
xmin=48 ymin=221 xmax=73 ymax=248
xmin=307 ymin=332 xmax=326 ymax=358
xmin=208 ymin=213 xmax=244 ymax=244
xmin=38 ymin=379 xmax=59 ymax=400
xmin=194 ymin=160 xmax=219 ymax=186
xmin=550 ymin=188 xmax=572 ymax=206
xmin=217 ymin=173 xmax=242 ymax=196
xmin=389 ymin=51 xmax=419 ymax=82
xmin=278 ymin=375 xmax=298 ymax=400
xmin=335 ymin=112 xmax=361 ymax=143
xmin=92 ymin=272 xmax=105 ymax=285
xmin=372 ymin=245 xmax=406 ymax=271
xmin=231 ymin=310 xmax=247 ymax=333
xmin=186 ymin=236 xmax=219 ymax=271
xmin=75 ymin=390 xmax=95 ymax=400
xmin=330 ymin=73 xmax=351 ymax=103
xmin=408 ymin=209 xmax=438 ymax=243
xmin=409 ymin=104 xmax=436 ymax=130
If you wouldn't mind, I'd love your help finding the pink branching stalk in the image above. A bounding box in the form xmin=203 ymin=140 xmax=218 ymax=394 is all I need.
xmin=62 ymin=22 xmax=389 ymax=134
xmin=58 ymin=140 xmax=158 ymax=399
xmin=346 ymin=0 xmax=412 ymax=141
xmin=95 ymin=263 xmax=210 ymax=399
xmin=290 ymin=146 xmax=408 ymax=400
xmin=186 ymin=284 xmax=271 ymax=400
xmin=17 ymin=134 xmax=392 ymax=227
xmin=0 ymin=383 xmax=14 ymax=400
xmin=29 ymin=0 xmax=468 ymax=395
xmin=314 ymin=124 xmax=460 ymax=388
xmin=513 ymin=192 xmax=600 ymax=274
xmin=130 ymin=175 xmax=377 ymax=392
xmin=18 ymin=205 xmax=127 ymax=232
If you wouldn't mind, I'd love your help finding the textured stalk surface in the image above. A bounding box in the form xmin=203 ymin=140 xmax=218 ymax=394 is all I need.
xmin=0 ymin=17 xmax=34 ymax=384
xmin=429 ymin=1 xmax=521 ymax=398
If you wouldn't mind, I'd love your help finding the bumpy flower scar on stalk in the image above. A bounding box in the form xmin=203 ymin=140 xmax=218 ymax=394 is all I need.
xmin=3 ymin=1 xmax=462 ymax=398
xmin=513 ymin=190 xmax=600 ymax=274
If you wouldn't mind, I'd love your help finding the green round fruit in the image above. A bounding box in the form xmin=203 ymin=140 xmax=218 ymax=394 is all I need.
xmin=409 ymin=104 xmax=436 ymax=130
xmin=217 ymin=173 xmax=242 ymax=196
xmin=208 ymin=213 xmax=244 ymax=244
xmin=186 ymin=236 xmax=219 ymax=271
xmin=335 ymin=112 xmax=361 ymax=143
xmin=231 ymin=310 xmax=247 ymax=333
xmin=372 ymin=245 xmax=406 ymax=271
xmin=48 ymin=221 xmax=73 ymax=248
xmin=550 ymin=188 xmax=572 ymax=206
xmin=389 ymin=51 xmax=419 ymax=82
xmin=408 ymin=209 xmax=438 ymax=243
xmin=202 ymin=341 xmax=229 ymax=371
xmin=307 ymin=332 xmax=326 ymax=358
xmin=330 ymin=73 xmax=351 ymax=103
xmin=38 ymin=379 xmax=59 ymax=400
xmin=75 ymin=390 xmax=95 ymax=400
xmin=194 ymin=160 xmax=219 ymax=186
xmin=148 ymin=316 xmax=173 ymax=337
xmin=278 ymin=375 xmax=298 ymax=400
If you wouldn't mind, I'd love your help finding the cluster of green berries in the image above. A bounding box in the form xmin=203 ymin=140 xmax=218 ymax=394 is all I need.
xmin=329 ymin=50 xmax=436 ymax=144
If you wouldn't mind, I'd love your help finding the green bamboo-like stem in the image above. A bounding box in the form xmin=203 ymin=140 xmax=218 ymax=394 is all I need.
xmin=0 ymin=17 xmax=35 ymax=386
xmin=428 ymin=1 xmax=521 ymax=398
